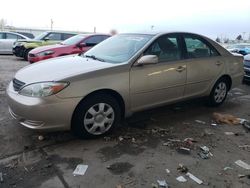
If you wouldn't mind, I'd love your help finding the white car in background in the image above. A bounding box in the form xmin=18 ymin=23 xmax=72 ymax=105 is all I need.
xmin=0 ymin=31 xmax=30 ymax=54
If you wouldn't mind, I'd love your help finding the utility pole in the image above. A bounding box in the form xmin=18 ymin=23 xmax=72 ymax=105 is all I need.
xmin=50 ymin=19 xmax=54 ymax=31
xmin=94 ymin=26 xmax=96 ymax=33
xmin=151 ymin=25 xmax=154 ymax=30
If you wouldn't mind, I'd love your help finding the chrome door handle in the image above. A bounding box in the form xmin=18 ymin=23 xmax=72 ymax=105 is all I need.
xmin=216 ymin=61 xmax=222 ymax=66
xmin=176 ymin=66 xmax=186 ymax=72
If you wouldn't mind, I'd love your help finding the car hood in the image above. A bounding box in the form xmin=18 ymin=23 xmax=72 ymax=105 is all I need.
xmin=30 ymin=44 xmax=67 ymax=54
xmin=15 ymin=55 xmax=117 ymax=84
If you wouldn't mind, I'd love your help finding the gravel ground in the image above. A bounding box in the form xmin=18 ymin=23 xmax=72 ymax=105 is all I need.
xmin=0 ymin=55 xmax=250 ymax=188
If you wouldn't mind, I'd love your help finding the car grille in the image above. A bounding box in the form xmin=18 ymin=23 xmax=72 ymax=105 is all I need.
xmin=13 ymin=78 xmax=25 ymax=91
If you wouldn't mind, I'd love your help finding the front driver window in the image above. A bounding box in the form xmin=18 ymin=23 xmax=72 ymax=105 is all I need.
xmin=144 ymin=35 xmax=181 ymax=62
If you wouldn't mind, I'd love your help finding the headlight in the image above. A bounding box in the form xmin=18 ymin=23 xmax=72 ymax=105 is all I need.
xmin=19 ymin=82 xmax=69 ymax=97
xmin=37 ymin=50 xmax=55 ymax=57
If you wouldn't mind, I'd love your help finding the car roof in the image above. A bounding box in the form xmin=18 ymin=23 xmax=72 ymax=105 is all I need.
xmin=0 ymin=31 xmax=30 ymax=39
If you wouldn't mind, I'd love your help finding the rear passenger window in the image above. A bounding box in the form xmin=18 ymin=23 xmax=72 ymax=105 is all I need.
xmin=63 ymin=33 xmax=75 ymax=40
xmin=0 ymin=33 xmax=4 ymax=39
xmin=184 ymin=36 xmax=219 ymax=58
xmin=6 ymin=33 xmax=18 ymax=39
xmin=144 ymin=35 xmax=181 ymax=62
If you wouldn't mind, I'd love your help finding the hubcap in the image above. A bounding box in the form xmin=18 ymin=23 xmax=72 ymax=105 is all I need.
xmin=84 ymin=103 xmax=115 ymax=135
xmin=214 ymin=82 xmax=227 ymax=103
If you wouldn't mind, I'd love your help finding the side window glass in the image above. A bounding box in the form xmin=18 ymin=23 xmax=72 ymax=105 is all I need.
xmin=6 ymin=33 xmax=18 ymax=39
xmin=84 ymin=36 xmax=102 ymax=46
xmin=184 ymin=36 xmax=219 ymax=58
xmin=144 ymin=35 xmax=181 ymax=62
xmin=46 ymin=33 xmax=61 ymax=40
xmin=63 ymin=34 xmax=75 ymax=40
xmin=0 ymin=33 xmax=4 ymax=39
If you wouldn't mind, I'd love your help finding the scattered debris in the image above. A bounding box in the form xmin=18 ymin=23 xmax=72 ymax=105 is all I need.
xmin=73 ymin=164 xmax=88 ymax=176
xmin=224 ymin=132 xmax=235 ymax=135
xmin=0 ymin=172 xmax=3 ymax=183
xmin=238 ymin=174 xmax=250 ymax=179
xmin=176 ymin=176 xmax=187 ymax=182
xmin=38 ymin=135 xmax=44 ymax=141
xmin=198 ymin=146 xmax=212 ymax=159
xmin=239 ymin=145 xmax=250 ymax=149
xmin=211 ymin=123 xmax=217 ymax=126
xmin=213 ymin=113 xmax=240 ymax=125
xmin=118 ymin=136 xmax=124 ymax=142
xmin=202 ymin=129 xmax=214 ymax=136
xmin=157 ymin=180 xmax=168 ymax=187
xmin=223 ymin=167 xmax=233 ymax=171
xmin=177 ymin=164 xmax=188 ymax=173
xmin=186 ymin=172 xmax=203 ymax=185
xmin=165 ymin=169 xmax=170 ymax=174
xmin=177 ymin=147 xmax=191 ymax=155
xmin=195 ymin=120 xmax=206 ymax=124
xmin=132 ymin=138 xmax=136 ymax=143
xmin=242 ymin=120 xmax=250 ymax=130
xmin=235 ymin=160 xmax=250 ymax=170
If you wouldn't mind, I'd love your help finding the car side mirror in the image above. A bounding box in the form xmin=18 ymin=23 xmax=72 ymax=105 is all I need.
xmin=137 ymin=55 xmax=158 ymax=66
xmin=77 ymin=43 xmax=86 ymax=48
xmin=44 ymin=37 xmax=50 ymax=41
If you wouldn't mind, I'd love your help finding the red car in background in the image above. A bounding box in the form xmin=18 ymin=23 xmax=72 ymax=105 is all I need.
xmin=28 ymin=34 xmax=110 ymax=63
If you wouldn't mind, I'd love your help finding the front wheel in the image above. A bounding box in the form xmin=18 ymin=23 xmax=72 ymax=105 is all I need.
xmin=208 ymin=78 xmax=229 ymax=106
xmin=71 ymin=93 xmax=121 ymax=138
xmin=24 ymin=48 xmax=32 ymax=61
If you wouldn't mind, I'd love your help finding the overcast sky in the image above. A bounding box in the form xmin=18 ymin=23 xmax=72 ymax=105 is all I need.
xmin=1 ymin=0 xmax=250 ymax=39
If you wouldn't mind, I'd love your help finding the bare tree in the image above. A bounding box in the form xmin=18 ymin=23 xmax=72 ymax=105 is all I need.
xmin=215 ymin=37 xmax=221 ymax=43
xmin=236 ymin=34 xmax=243 ymax=41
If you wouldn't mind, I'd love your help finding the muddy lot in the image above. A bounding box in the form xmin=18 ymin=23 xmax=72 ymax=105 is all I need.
xmin=0 ymin=55 xmax=250 ymax=188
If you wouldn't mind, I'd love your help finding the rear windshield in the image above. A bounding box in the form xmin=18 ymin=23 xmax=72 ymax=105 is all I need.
xmin=61 ymin=35 xmax=88 ymax=45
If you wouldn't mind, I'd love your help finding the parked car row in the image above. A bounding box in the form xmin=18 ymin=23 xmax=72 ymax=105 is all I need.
xmin=0 ymin=31 xmax=31 ymax=54
xmin=226 ymin=43 xmax=250 ymax=56
xmin=6 ymin=32 xmax=244 ymax=138
xmin=28 ymin=34 xmax=110 ymax=63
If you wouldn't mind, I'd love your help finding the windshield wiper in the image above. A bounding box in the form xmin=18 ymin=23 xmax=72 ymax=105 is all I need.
xmin=85 ymin=55 xmax=105 ymax=62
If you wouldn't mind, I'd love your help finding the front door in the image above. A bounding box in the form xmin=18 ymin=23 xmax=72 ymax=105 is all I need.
xmin=130 ymin=34 xmax=187 ymax=112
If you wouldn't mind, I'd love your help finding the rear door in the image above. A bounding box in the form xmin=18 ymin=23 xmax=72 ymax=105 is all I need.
xmin=182 ymin=34 xmax=224 ymax=97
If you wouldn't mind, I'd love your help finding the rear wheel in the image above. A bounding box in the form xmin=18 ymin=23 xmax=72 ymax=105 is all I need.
xmin=208 ymin=78 xmax=229 ymax=106
xmin=72 ymin=93 xmax=121 ymax=138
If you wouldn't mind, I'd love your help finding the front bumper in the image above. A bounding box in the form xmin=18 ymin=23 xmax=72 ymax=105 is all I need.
xmin=244 ymin=66 xmax=250 ymax=81
xmin=6 ymin=81 xmax=81 ymax=131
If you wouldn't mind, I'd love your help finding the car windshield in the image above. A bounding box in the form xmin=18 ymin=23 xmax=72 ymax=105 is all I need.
xmin=61 ymin=34 xmax=88 ymax=45
xmin=34 ymin=32 xmax=49 ymax=40
xmin=83 ymin=34 xmax=153 ymax=63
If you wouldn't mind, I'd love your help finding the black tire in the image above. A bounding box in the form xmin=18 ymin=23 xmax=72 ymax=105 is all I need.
xmin=71 ymin=93 xmax=121 ymax=138
xmin=24 ymin=48 xmax=32 ymax=61
xmin=208 ymin=78 xmax=229 ymax=107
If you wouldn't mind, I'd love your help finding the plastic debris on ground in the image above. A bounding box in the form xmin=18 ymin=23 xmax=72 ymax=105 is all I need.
xmin=165 ymin=169 xmax=170 ymax=174
xmin=176 ymin=176 xmax=187 ymax=182
xmin=186 ymin=172 xmax=203 ymax=184
xmin=0 ymin=172 xmax=3 ymax=183
xmin=195 ymin=120 xmax=206 ymax=124
xmin=235 ymin=160 xmax=250 ymax=170
xmin=223 ymin=167 xmax=233 ymax=171
xmin=177 ymin=164 xmax=188 ymax=173
xmin=238 ymin=174 xmax=250 ymax=179
xmin=198 ymin=146 xmax=213 ymax=159
xmin=73 ymin=164 xmax=88 ymax=176
xmin=38 ymin=135 xmax=44 ymax=141
xmin=157 ymin=180 xmax=168 ymax=187
xmin=224 ymin=132 xmax=235 ymax=135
